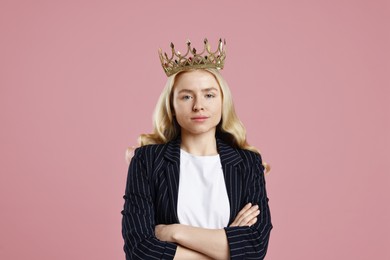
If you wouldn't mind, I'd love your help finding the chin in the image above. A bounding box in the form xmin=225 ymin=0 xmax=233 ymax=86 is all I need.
xmin=184 ymin=128 xmax=216 ymax=136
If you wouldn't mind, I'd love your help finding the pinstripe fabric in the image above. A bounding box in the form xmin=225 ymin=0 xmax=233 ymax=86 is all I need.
xmin=121 ymin=136 xmax=273 ymax=259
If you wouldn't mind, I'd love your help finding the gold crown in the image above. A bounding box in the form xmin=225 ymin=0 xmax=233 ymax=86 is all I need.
xmin=158 ymin=38 xmax=226 ymax=77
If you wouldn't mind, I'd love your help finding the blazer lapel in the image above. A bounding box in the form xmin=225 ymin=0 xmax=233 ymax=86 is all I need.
xmin=216 ymin=138 xmax=243 ymax=224
xmin=163 ymin=138 xmax=181 ymax=223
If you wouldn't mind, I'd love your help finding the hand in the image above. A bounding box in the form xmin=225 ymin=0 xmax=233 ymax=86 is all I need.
xmin=155 ymin=224 xmax=177 ymax=243
xmin=229 ymin=203 xmax=260 ymax=227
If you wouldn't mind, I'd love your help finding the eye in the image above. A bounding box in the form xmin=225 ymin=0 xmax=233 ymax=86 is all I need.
xmin=181 ymin=95 xmax=192 ymax=100
xmin=205 ymin=93 xmax=215 ymax=98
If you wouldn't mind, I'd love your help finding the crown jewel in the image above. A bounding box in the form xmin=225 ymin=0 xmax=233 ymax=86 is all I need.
xmin=158 ymin=38 xmax=226 ymax=77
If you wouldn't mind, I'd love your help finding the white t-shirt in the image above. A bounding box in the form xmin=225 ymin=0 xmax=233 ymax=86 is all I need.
xmin=177 ymin=149 xmax=230 ymax=229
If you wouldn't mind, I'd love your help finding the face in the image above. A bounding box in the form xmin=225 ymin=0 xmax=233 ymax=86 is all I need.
xmin=172 ymin=70 xmax=222 ymax=138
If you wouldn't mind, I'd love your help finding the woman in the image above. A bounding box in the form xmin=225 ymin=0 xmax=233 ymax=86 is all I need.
xmin=122 ymin=39 xmax=272 ymax=259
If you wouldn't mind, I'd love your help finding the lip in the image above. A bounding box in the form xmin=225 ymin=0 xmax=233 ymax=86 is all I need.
xmin=191 ymin=116 xmax=209 ymax=121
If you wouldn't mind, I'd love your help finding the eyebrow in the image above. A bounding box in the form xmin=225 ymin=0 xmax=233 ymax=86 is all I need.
xmin=178 ymin=87 xmax=219 ymax=94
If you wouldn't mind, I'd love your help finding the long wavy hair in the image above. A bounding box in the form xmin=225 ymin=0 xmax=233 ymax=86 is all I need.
xmin=138 ymin=68 xmax=270 ymax=173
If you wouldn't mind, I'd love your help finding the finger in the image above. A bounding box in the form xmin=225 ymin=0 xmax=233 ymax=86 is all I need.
xmin=236 ymin=203 xmax=255 ymax=219
xmin=241 ymin=210 xmax=260 ymax=226
xmin=232 ymin=206 xmax=256 ymax=226
xmin=236 ymin=203 xmax=252 ymax=218
xmin=230 ymin=203 xmax=252 ymax=226
xmin=236 ymin=205 xmax=258 ymax=222
xmin=154 ymin=224 xmax=165 ymax=240
xmin=231 ymin=204 xmax=261 ymax=227
xmin=240 ymin=216 xmax=257 ymax=227
xmin=236 ymin=206 xmax=259 ymax=226
xmin=238 ymin=210 xmax=260 ymax=226
xmin=247 ymin=217 xmax=258 ymax=226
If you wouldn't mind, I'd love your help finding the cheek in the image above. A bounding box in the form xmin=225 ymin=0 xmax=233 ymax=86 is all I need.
xmin=172 ymin=101 xmax=188 ymax=120
xmin=172 ymin=97 xmax=183 ymax=115
xmin=172 ymin=101 xmax=182 ymax=114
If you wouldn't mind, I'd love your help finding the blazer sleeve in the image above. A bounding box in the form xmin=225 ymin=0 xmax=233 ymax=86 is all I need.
xmin=121 ymin=148 xmax=177 ymax=260
xmin=224 ymin=154 xmax=273 ymax=259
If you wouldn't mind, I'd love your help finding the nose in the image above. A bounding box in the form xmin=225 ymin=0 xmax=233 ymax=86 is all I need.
xmin=192 ymin=98 xmax=204 ymax=111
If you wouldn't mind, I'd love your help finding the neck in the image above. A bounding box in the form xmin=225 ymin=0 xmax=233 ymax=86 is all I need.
xmin=180 ymin=131 xmax=218 ymax=156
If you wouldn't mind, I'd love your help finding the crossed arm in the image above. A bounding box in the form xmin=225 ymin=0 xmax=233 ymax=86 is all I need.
xmin=122 ymin=147 xmax=272 ymax=259
xmin=155 ymin=203 xmax=260 ymax=259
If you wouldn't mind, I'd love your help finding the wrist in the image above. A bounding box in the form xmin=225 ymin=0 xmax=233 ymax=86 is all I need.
xmin=171 ymin=224 xmax=183 ymax=243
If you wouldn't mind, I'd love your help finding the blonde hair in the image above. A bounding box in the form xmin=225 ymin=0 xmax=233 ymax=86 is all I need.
xmin=138 ymin=68 xmax=270 ymax=173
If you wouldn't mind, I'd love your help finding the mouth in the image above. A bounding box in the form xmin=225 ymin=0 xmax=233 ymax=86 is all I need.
xmin=191 ymin=116 xmax=209 ymax=121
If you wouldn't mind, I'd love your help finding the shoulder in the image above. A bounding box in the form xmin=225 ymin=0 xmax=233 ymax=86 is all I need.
xmin=237 ymin=148 xmax=262 ymax=163
xmin=233 ymin=149 xmax=266 ymax=180
xmin=130 ymin=143 xmax=170 ymax=173
xmin=217 ymin=137 xmax=263 ymax=169
xmin=236 ymin=148 xmax=264 ymax=170
xmin=133 ymin=142 xmax=168 ymax=161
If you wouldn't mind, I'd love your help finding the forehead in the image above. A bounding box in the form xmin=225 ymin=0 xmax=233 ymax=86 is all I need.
xmin=173 ymin=70 xmax=220 ymax=92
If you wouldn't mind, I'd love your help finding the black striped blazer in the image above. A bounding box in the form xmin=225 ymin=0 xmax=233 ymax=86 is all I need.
xmin=121 ymin=136 xmax=273 ymax=259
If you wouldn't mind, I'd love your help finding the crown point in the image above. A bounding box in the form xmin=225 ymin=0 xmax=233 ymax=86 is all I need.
xmin=159 ymin=38 xmax=227 ymax=76
xmin=205 ymin=42 xmax=211 ymax=52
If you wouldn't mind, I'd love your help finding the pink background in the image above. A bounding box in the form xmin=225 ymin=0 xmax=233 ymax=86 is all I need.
xmin=0 ymin=0 xmax=389 ymax=259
